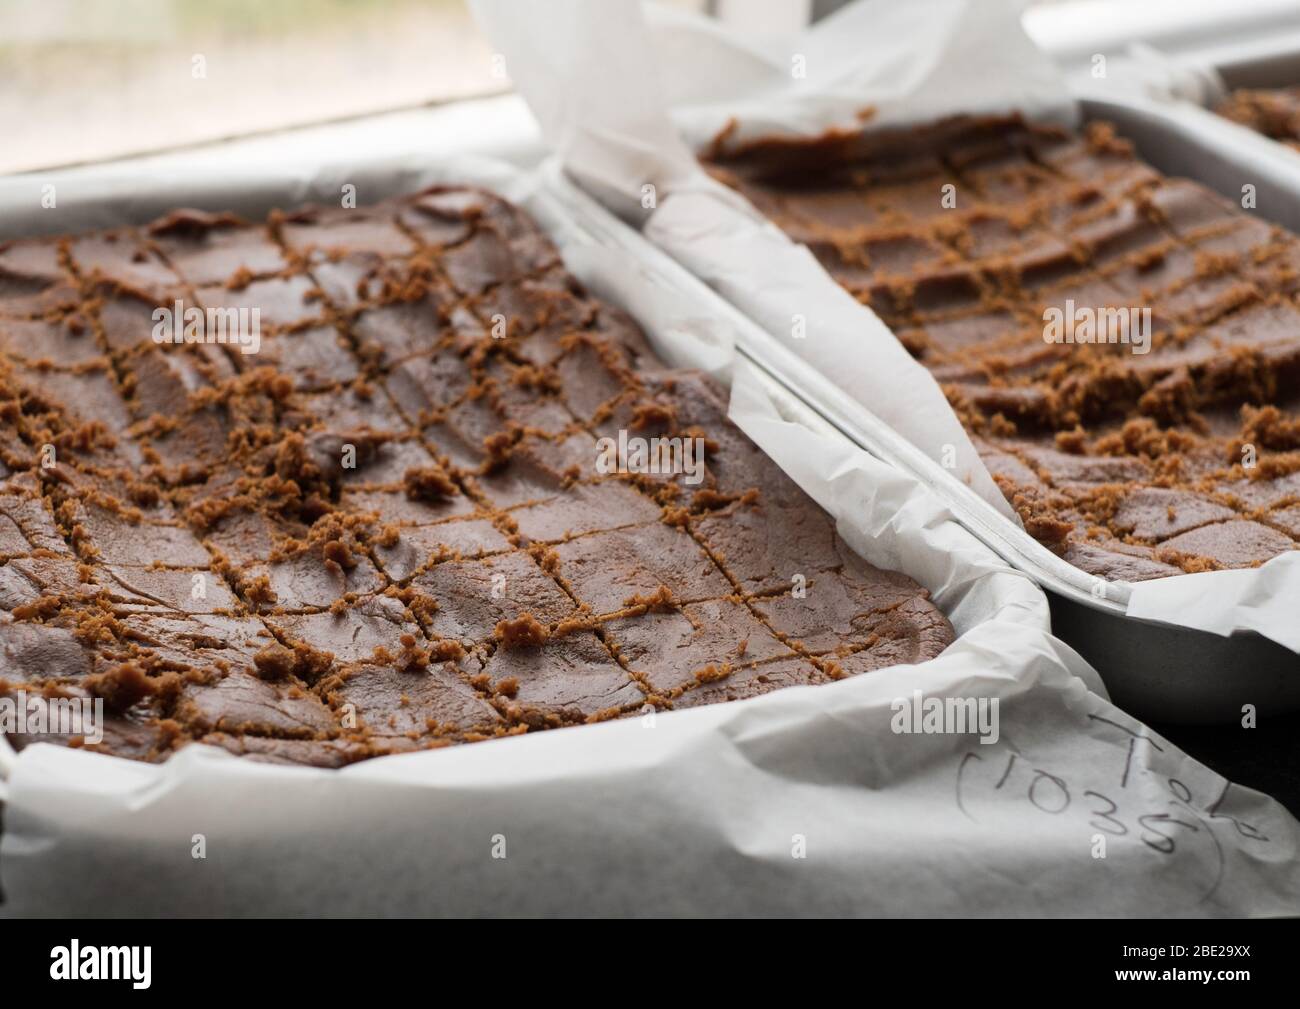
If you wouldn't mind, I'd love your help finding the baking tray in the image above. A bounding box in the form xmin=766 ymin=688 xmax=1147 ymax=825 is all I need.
xmin=1158 ymin=39 xmax=1300 ymax=181
xmin=1081 ymin=92 xmax=1300 ymax=231
xmin=0 ymin=153 xmax=1105 ymax=916
xmin=1213 ymin=41 xmax=1300 ymax=93
xmin=543 ymin=91 xmax=1300 ymax=725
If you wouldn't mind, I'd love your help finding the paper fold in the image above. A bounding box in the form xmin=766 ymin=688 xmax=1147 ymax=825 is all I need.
xmin=471 ymin=0 xmax=1028 ymax=520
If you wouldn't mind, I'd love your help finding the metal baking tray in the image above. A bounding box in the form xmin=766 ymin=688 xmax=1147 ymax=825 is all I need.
xmin=1162 ymin=39 xmax=1300 ymax=184
xmin=1213 ymin=40 xmax=1300 ymax=93
xmin=0 ymin=154 xmax=1065 ymax=915
xmin=544 ymin=92 xmax=1300 ymax=725
xmin=0 ymin=154 xmax=1026 ymax=766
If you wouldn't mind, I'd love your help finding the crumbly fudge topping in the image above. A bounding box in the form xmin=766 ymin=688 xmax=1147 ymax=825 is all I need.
xmin=0 ymin=186 xmax=952 ymax=766
xmin=1216 ymin=87 xmax=1300 ymax=150
xmin=706 ymin=116 xmax=1300 ymax=581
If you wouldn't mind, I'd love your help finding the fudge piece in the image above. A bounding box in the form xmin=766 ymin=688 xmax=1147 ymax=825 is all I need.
xmin=706 ymin=116 xmax=1300 ymax=580
xmin=0 ymin=182 xmax=953 ymax=768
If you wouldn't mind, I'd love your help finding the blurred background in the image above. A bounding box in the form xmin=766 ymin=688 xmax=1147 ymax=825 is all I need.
xmin=6 ymin=0 xmax=1300 ymax=174
xmin=14 ymin=0 xmax=1286 ymax=174
xmin=0 ymin=0 xmax=498 ymax=172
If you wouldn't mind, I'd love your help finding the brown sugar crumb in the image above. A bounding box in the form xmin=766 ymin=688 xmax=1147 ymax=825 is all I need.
xmin=630 ymin=401 xmax=677 ymax=430
xmin=156 ymin=717 xmax=185 ymax=751
xmin=509 ymin=363 xmax=561 ymax=394
xmin=820 ymin=659 xmax=848 ymax=681
xmin=1055 ymin=427 xmax=1088 ymax=454
xmin=1010 ymin=490 xmax=1074 ymax=546
xmin=322 ymin=538 xmax=356 ymax=571
xmin=661 ymin=505 xmax=691 ymax=527
xmin=85 ymin=662 xmax=155 ymax=712
xmin=495 ymin=613 xmax=550 ymax=649
xmin=691 ymin=488 xmax=735 ymax=511
xmin=241 ymin=573 xmax=278 ymax=606
xmin=988 ymin=413 xmax=1017 ymax=438
xmin=11 ymin=595 xmax=63 ymax=621
xmin=395 ymin=633 xmax=431 ymax=671
xmin=482 ymin=428 xmax=523 ymax=471
xmin=430 ymin=638 xmax=467 ymax=662
xmin=694 ymin=663 xmax=732 ymax=684
xmin=253 ymin=643 xmax=297 ymax=681
xmin=621 ymin=584 xmax=678 ymax=612
xmin=407 ymin=591 xmax=439 ymax=619
xmin=1241 ymin=404 xmax=1300 ymax=452
xmin=253 ymin=641 xmax=334 ymax=682
xmin=403 ymin=465 xmax=457 ymax=501
xmin=1155 ymin=547 xmax=1220 ymax=575
xmin=552 ymin=614 xmax=597 ymax=637
xmin=1249 ymin=452 xmax=1300 ymax=482
xmin=529 ymin=543 xmax=561 ymax=574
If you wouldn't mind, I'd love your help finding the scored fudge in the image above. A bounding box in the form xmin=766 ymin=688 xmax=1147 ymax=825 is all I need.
xmin=705 ymin=116 xmax=1300 ymax=581
xmin=0 ymin=185 xmax=953 ymax=767
xmin=1216 ymin=87 xmax=1300 ymax=150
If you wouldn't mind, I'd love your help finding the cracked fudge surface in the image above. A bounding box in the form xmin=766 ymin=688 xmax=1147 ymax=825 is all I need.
xmin=0 ymin=186 xmax=953 ymax=767
xmin=705 ymin=116 xmax=1300 ymax=582
xmin=1216 ymin=87 xmax=1300 ymax=150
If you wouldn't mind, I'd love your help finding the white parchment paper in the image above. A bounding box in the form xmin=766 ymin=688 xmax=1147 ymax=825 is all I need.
xmin=2 ymin=150 xmax=1298 ymax=916
xmin=470 ymin=0 xmax=1300 ymax=656
xmin=472 ymin=0 xmax=1027 ymax=520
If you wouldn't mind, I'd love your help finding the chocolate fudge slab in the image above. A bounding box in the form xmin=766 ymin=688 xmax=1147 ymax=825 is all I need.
xmin=1216 ymin=87 xmax=1300 ymax=150
xmin=0 ymin=183 xmax=952 ymax=768
xmin=705 ymin=116 xmax=1300 ymax=580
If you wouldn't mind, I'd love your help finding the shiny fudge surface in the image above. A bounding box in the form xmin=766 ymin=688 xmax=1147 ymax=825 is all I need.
xmin=1216 ymin=87 xmax=1300 ymax=150
xmin=0 ymin=186 xmax=952 ymax=767
xmin=706 ymin=116 xmax=1300 ymax=582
